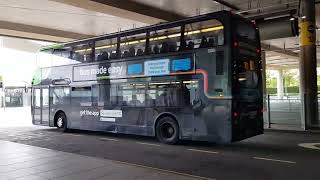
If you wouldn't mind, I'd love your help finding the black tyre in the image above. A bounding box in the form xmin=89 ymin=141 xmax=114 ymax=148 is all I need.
xmin=156 ymin=116 xmax=179 ymax=144
xmin=55 ymin=112 xmax=68 ymax=132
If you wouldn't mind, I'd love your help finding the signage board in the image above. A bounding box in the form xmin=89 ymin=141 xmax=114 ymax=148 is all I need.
xmin=144 ymin=59 xmax=170 ymax=76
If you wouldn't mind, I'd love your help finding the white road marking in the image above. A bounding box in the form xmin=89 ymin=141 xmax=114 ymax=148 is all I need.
xmin=188 ymin=148 xmax=219 ymax=154
xmin=99 ymin=138 xmax=119 ymax=142
xmin=136 ymin=142 xmax=161 ymax=147
xmin=68 ymin=134 xmax=82 ymax=137
xmin=113 ymin=160 xmax=216 ymax=180
xmin=298 ymin=143 xmax=320 ymax=150
xmin=253 ymin=157 xmax=296 ymax=164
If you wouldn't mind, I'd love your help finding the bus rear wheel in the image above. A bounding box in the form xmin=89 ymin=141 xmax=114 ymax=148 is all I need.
xmin=55 ymin=112 xmax=68 ymax=132
xmin=156 ymin=117 xmax=179 ymax=145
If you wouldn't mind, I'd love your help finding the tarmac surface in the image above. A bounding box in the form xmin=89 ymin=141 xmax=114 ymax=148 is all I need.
xmin=0 ymin=126 xmax=319 ymax=180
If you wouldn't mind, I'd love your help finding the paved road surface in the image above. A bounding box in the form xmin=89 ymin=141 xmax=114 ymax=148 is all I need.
xmin=0 ymin=126 xmax=319 ymax=180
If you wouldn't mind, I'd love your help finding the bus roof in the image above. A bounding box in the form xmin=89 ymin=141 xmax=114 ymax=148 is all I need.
xmin=40 ymin=10 xmax=231 ymax=52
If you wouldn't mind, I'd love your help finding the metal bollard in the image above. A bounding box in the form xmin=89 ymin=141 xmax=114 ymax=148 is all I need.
xmin=267 ymin=94 xmax=271 ymax=128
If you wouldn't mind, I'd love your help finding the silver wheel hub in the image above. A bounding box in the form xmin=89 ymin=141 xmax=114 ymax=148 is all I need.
xmin=57 ymin=117 xmax=63 ymax=128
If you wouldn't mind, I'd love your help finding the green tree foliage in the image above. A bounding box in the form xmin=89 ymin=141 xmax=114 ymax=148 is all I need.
xmin=266 ymin=70 xmax=277 ymax=88
xmin=283 ymin=69 xmax=299 ymax=87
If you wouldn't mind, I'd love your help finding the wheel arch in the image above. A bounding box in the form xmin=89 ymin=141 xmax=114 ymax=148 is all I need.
xmin=154 ymin=112 xmax=180 ymax=137
xmin=54 ymin=110 xmax=66 ymax=127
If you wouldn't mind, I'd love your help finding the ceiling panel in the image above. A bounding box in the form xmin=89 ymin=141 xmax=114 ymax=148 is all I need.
xmin=0 ymin=0 xmax=147 ymax=36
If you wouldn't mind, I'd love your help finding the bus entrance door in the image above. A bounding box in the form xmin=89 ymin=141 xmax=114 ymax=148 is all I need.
xmin=32 ymin=87 xmax=49 ymax=125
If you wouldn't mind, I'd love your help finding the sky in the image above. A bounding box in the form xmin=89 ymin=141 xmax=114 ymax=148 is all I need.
xmin=0 ymin=47 xmax=38 ymax=86
xmin=0 ymin=43 xmax=72 ymax=87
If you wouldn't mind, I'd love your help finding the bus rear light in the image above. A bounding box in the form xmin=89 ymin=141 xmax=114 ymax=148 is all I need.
xmin=256 ymin=48 xmax=261 ymax=53
xmin=233 ymin=112 xmax=239 ymax=117
xmin=233 ymin=42 xmax=238 ymax=48
xmin=251 ymin=20 xmax=257 ymax=27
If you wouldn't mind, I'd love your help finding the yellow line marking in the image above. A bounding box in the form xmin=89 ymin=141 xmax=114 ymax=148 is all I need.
xmin=136 ymin=142 xmax=161 ymax=147
xmin=112 ymin=160 xmax=216 ymax=180
xmin=188 ymin=149 xmax=219 ymax=154
xmin=253 ymin=157 xmax=296 ymax=164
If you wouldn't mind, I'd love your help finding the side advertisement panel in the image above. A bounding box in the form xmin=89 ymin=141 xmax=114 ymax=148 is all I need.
xmin=73 ymin=55 xmax=194 ymax=82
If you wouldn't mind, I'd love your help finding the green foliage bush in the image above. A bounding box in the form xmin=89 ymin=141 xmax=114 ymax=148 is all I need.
xmin=267 ymin=86 xmax=320 ymax=95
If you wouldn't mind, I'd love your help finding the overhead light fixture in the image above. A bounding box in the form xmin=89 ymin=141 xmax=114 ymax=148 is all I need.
xmin=301 ymin=16 xmax=306 ymax=19
xmin=290 ymin=17 xmax=295 ymax=21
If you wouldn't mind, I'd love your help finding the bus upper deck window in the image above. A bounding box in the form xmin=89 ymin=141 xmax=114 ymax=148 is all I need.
xmin=184 ymin=19 xmax=224 ymax=49
xmin=95 ymin=37 xmax=117 ymax=60
xmin=187 ymin=41 xmax=194 ymax=50
xmin=129 ymin=47 xmax=136 ymax=57
xmin=97 ymin=51 xmax=109 ymax=61
xmin=136 ymin=49 xmax=144 ymax=56
xmin=150 ymin=26 xmax=181 ymax=55
xmin=120 ymin=33 xmax=146 ymax=58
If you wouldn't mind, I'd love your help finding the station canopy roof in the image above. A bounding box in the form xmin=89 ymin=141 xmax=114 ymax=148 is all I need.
xmin=0 ymin=0 xmax=318 ymax=69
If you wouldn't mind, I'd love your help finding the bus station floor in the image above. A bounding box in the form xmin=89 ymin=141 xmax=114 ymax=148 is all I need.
xmin=0 ymin=108 xmax=320 ymax=180
xmin=0 ymin=140 xmax=201 ymax=180
xmin=0 ymin=127 xmax=319 ymax=180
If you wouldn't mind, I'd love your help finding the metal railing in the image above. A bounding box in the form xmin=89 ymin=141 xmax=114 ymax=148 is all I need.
xmin=265 ymin=94 xmax=320 ymax=130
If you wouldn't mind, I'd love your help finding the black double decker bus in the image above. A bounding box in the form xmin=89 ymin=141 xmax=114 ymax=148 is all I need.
xmin=31 ymin=11 xmax=263 ymax=144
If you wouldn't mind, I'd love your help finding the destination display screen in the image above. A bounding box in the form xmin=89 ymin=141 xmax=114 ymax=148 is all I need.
xmin=73 ymin=56 xmax=194 ymax=81
xmin=171 ymin=58 xmax=192 ymax=72
xmin=127 ymin=63 xmax=143 ymax=76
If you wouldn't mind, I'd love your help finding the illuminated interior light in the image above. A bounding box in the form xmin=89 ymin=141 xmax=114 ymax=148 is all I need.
xmin=201 ymin=26 xmax=224 ymax=32
xmin=168 ymin=33 xmax=181 ymax=38
xmin=149 ymin=35 xmax=168 ymax=41
xmin=128 ymin=40 xmax=140 ymax=45
xmin=74 ymin=25 xmax=224 ymax=53
xmin=75 ymin=48 xmax=91 ymax=53
xmin=157 ymin=36 xmax=167 ymax=40
xmin=96 ymin=45 xmax=115 ymax=50
xmin=185 ymin=30 xmax=201 ymax=35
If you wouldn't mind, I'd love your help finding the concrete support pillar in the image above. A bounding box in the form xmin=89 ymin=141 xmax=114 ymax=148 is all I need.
xmin=299 ymin=0 xmax=319 ymax=129
xmin=261 ymin=51 xmax=267 ymax=97
xmin=261 ymin=51 xmax=268 ymax=124
xmin=277 ymin=69 xmax=284 ymax=99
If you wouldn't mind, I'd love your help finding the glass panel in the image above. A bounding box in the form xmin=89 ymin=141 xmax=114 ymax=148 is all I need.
xmin=149 ymin=26 xmax=181 ymax=54
xmin=70 ymin=43 xmax=94 ymax=63
xmin=183 ymin=80 xmax=199 ymax=105
xmin=184 ymin=19 xmax=224 ymax=49
xmin=52 ymin=87 xmax=70 ymax=105
xmin=93 ymin=84 xmax=110 ymax=106
xmin=148 ymin=81 xmax=182 ymax=107
xmin=118 ymin=83 xmax=146 ymax=107
xmin=238 ymin=53 xmax=259 ymax=89
xmin=95 ymin=37 xmax=118 ymax=61
xmin=42 ymin=89 xmax=49 ymax=107
xmin=120 ymin=33 xmax=146 ymax=58
xmin=71 ymin=87 xmax=92 ymax=106
xmin=34 ymin=89 xmax=41 ymax=108
xmin=236 ymin=20 xmax=257 ymax=41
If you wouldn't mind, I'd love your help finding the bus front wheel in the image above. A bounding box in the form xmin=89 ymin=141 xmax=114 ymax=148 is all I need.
xmin=156 ymin=117 xmax=179 ymax=145
xmin=55 ymin=112 xmax=68 ymax=132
